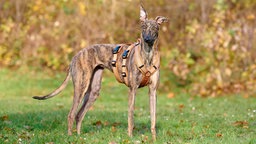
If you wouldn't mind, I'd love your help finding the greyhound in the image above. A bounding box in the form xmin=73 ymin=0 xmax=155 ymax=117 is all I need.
xmin=33 ymin=5 xmax=167 ymax=140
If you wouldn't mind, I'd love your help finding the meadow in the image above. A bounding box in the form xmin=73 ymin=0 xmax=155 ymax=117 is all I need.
xmin=1 ymin=1 xmax=256 ymax=143
xmin=0 ymin=68 xmax=255 ymax=144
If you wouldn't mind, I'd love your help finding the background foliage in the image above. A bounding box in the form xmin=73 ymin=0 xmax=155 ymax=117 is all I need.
xmin=0 ymin=0 xmax=256 ymax=97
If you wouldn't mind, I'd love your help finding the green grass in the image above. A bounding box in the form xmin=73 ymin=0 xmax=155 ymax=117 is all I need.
xmin=0 ymin=68 xmax=256 ymax=144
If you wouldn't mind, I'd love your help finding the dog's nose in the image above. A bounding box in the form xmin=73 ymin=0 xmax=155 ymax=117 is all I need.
xmin=144 ymin=36 xmax=154 ymax=43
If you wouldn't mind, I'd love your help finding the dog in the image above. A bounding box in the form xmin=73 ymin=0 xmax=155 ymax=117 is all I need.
xmin=33 ymin=5 xmax=167 ymax=140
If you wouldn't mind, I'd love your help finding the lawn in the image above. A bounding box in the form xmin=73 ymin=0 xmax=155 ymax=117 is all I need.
xmin=0 ymin=68 xmax=255 ymax=144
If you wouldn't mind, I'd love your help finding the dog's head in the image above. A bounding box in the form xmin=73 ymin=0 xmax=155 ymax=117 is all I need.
xmin=140 ymin=5 xmax=168 ymax=49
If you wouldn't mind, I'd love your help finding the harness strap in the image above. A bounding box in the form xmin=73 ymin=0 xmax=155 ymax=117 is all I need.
xmin=112 ymin=45 xmax=123 ymax=83
xmin=138 ymin=65 xmax=158 ymax=87
xmin=121 ymin=43 xmax=138 ymax=86
xmin=112 ymin=39 xmax=159 ymax=88
xmin=135 ymin=39 xmax=160 ymax=87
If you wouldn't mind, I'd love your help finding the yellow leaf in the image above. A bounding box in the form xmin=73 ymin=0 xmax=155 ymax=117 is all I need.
xmin=216 ymin=133 xmax=222 ymax=138
xmin=78 ymin=2 xmax=86 ymax=16
xmin=247 ymin=14 xmax=255 ymax=20
xmin=80 ymin=39 xmax=87 ymax=48
xmin=225 ymin=68 xmax=232 ymax=76
xmin=167 ymin=92 xmax=175 ymax=99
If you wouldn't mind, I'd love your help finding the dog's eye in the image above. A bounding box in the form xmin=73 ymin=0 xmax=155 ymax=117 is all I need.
xmin=141 ymin=24 xmax=147 ymax=29
xmin=153 ymin=25 xmax=159 ymax=30
xmin=142 ymin=25 xmax=146 ymax=29
xmin=154 ymin=33 xmax=158 ymax=38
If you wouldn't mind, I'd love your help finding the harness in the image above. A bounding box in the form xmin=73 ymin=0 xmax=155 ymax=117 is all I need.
xmin=111 ymin=39 xmax=159 ymax=87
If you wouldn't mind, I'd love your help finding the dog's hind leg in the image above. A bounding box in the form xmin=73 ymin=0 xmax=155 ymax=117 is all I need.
xmin=75 ymin=67 xmax=104 ymax=134
xmin=68 ymin=67 xmax=93 ymax=135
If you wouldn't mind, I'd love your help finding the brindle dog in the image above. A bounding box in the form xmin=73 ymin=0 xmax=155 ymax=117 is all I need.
xmin=33 ymin=5 xmax=167 ymax=140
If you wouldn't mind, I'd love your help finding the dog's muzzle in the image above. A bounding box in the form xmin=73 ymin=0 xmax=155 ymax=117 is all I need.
xmin=143 ymin=35 xmax=155 ymax=46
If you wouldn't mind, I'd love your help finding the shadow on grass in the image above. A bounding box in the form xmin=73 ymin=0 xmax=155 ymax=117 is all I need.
xmin=1 ymin=108 xmax=158 ymax=136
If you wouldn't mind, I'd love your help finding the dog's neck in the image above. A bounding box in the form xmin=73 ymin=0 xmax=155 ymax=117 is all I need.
xmin=140 ymin=38 xmax=159 ymax=66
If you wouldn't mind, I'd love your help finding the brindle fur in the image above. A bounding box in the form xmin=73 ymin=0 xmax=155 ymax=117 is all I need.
xmin=33 ymin=5 xmax=167 ymax=140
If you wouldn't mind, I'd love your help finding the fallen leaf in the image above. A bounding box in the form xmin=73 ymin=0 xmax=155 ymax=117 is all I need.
xmin=89 ymin=106 xmax=94 ymax=111
xmin=104 ymin=121 xmax=109 ymax=126
xmin=167 ymin=92 xmax=175 ymax=99
xmin=92 ymin=121 xmax=102 ymax=128
xmin=111 ymin=126 xmax=117 ymax=133
xmin=141 ymin=134 xmax=149 ymax=143
xmin=216 ymin=133 xmax=222 ymax=138
xmin=233 ymin=121 xmax=248 ymax=127
xmin=179 ymin=104 xmax=184 ymax=112
xmin=122 ymin=139 xmax=130 ymax=143
xmin=1 ymin=115 xmax=9 ymax=121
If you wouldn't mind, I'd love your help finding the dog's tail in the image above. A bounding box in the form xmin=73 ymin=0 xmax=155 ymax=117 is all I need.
xmin=33 ymin=68 xmax=71 ymax=100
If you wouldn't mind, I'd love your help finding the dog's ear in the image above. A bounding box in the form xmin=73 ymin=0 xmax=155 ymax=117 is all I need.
xmin=140 ymin=5 xmax=147 ymax=22
xmin=155 ymin=16 xmax=168 ymax=25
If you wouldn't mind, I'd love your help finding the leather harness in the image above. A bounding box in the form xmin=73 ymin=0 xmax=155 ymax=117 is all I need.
xmin=111 ymin=39 xmax=159 ymax=87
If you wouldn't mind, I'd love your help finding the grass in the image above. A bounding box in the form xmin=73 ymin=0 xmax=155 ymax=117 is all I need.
xmin=0 ymin=68 xmax=256 ymax=144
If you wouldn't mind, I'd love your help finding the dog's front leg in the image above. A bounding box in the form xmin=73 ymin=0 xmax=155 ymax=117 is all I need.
xmin=128 ymin=87 xmax=136 ymax=137
xmin=149 ymin=71 xmax=159 ymax=141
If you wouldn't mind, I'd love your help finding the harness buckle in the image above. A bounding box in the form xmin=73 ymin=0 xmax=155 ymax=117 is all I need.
xmin=121 ymin=72 xmax=127 ymax=77
xmin=122 ymin=50 xmax=130 ymax=59
xmin=145 ymin=71 xmax=151 ymax=77
xmin=112 ymin=60 xmax=116 ymax=67
xmin=113 ymin=46 xmax=121 ymax=54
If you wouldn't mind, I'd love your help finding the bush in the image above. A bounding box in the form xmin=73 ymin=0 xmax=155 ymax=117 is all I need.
xmin=168 ymin=0 xmax=256 ymax=96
